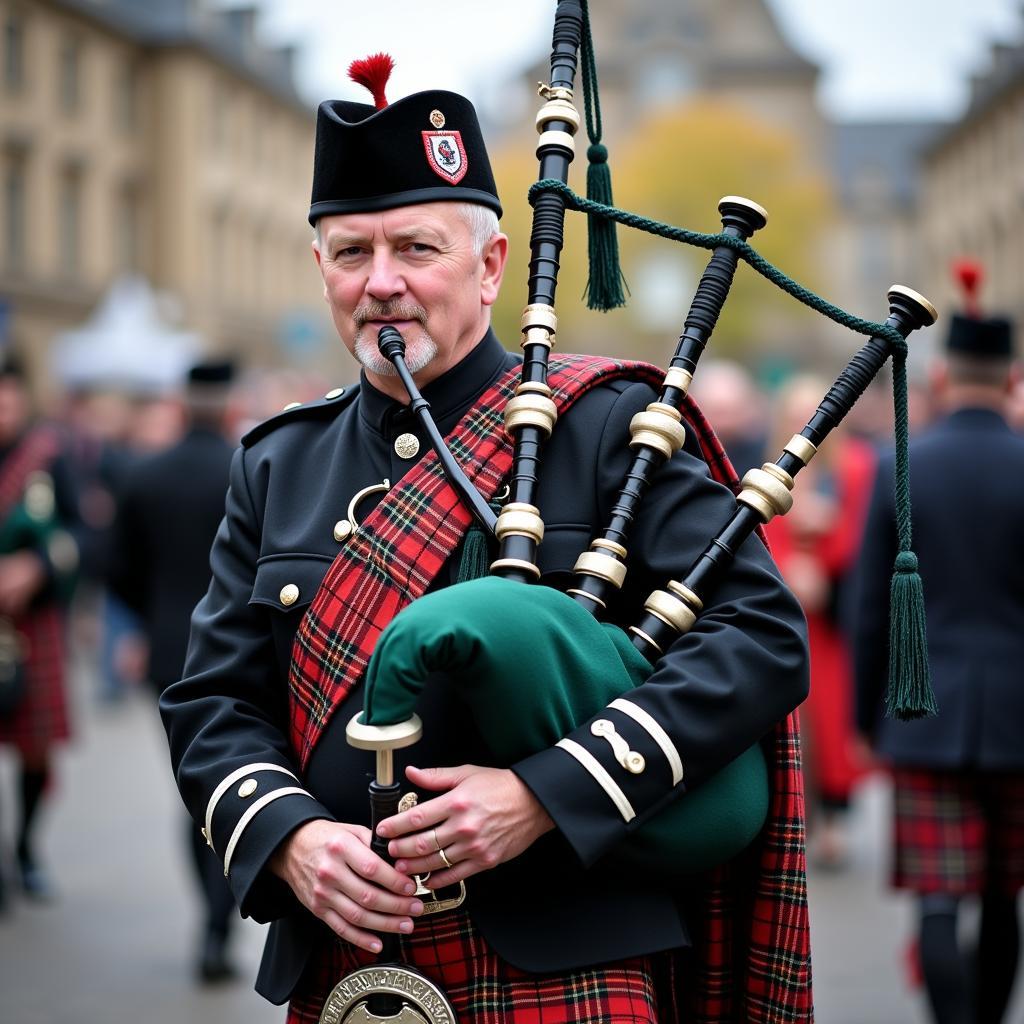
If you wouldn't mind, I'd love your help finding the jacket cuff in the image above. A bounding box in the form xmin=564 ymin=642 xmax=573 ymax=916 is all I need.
xmin=512 ymin=696 xmax=686 ymax=867
xmin=204 ymin=763 xmax=335 ymax=921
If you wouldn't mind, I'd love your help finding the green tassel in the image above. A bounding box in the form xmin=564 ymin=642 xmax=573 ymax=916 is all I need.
xmin=456 ymin=525 xmax=491 ymax=583
xmin=584 ymin=143 xmax=627 ymax=312
xmin=578 ymin=0 xmax=626 ymax=313
xmin=885 ymin=552 xmax=937 ymax=720
xmin=883 ymin=347 xmax=937 ymax=721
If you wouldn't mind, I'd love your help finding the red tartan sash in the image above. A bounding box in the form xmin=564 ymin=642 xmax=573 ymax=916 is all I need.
xmin=286 ymin=353 xmax=812 ymax=1022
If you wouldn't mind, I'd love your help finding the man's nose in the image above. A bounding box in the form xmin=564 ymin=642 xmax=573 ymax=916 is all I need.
xmin=365 ymin=250 xmax=405 ymax=300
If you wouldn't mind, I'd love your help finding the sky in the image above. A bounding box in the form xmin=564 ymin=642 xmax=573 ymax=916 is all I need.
xmin=240 ymin=0 xmax=1022 ymax=123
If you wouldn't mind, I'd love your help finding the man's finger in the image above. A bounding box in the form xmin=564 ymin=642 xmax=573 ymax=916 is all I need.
xmin=321 ymin=907 xmax=384 ymax=954
xmin=376 ymin=791 xmax=449 ymax=839
xmin=337 ymin=868 xmax=425 ymax=917
xmin=340 ymin=842 xmax=420 ymax=896
xmin=408 ymin=856 xmax=475 ymax=891
xmin=404 ymin=764 xmax=468 ymax=791
xmin=393 ymin=843 xmax=464 ymax=878
xmin=332 ymin=892 xmax=417 ymax=936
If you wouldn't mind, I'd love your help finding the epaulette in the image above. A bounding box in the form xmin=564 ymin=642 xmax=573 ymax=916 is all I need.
xmin=241 ymin=382 xmax=360 ymax=449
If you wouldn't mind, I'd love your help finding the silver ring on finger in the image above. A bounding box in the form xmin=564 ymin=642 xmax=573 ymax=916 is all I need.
xmin=438 ymin=846 xmax=454 ymax=870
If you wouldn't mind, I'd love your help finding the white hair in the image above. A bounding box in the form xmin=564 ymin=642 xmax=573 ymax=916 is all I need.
xmin=313 ymin=202 xmax=498 ymax=256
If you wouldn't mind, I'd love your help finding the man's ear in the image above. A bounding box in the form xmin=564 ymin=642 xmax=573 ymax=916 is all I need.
xmin=479 ymin=233 xmax=509 ymax=308
xmin=311 ymin=239 xmax=329 ymax=301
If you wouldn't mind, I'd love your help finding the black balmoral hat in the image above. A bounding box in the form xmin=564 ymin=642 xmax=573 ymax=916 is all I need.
xmin=947 ymin=259 xmax=1015 ymax=358
xmin=187 ymin=359 xmax=236 ymax=386
xmin=946 ymin=314 xmax=1014 ymax=358
xmin=308 ymin=54 xmax=501 ymax=224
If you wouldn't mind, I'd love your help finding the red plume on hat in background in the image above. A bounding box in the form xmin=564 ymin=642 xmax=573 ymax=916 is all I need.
xmin=952 ymin=258 xmax=983 ymax=318
xmin=348 ymin=53 xmax=394 ymax=110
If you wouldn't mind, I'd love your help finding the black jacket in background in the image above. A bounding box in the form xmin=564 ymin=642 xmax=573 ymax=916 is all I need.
xmin=111 ymin=426 xmax=233 ymax=688
xmin=853 ymin=407 xmax=1024 ymax=766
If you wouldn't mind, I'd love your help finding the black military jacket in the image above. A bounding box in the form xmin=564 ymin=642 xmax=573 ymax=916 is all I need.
xmin=160 ymin=331 xmax=808 ymax=1005
xmin=854 ymin=407 xmax=1024 ymax=767
xmin=111 ymin=426 xmax=234 ymax=687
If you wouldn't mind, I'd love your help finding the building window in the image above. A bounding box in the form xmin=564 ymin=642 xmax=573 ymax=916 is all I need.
xmin=117 ymin=182 xmax=141 ymax=272
xmin=59 ymin=34 xmax=81 ymax=114
xmin=3 ymin=9 xmax=25 ymax=94
xmin=59 ymin=164 xmax=83 ymax=276
xmin=116 ymin=59 xmax=139 ymax=134
xmin=209 ymin=78 xmax=228 ymax=149
xmin=3 ymin=150 xmax=27 ymax=271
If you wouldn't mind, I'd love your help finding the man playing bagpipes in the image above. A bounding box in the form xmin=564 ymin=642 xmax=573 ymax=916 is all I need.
xmin=159 ymin=42 xmax=815 ymax=1021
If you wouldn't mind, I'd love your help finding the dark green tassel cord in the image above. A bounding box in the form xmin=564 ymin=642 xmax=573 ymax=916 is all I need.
xmin=457 ymin=493 xmax=507 ymax=583
xmin=526 ymin=177 xmax=938 ymax=720
xmin=579 ymin=0 xmax=627 ymax=311
xmin=886 ymin=350 xmax=938 ymax=719
xmin=456 ymin=525 xmax=491 ymax=583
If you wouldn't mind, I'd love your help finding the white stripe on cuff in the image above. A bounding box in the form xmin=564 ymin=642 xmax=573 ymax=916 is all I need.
xmin=205 ymin=762 xmax=298 ymax=853
xmin=556 ymin=738 xmax=636 ymax=822
xmin=222 ymin=786 xmax=310 ymax=878
xmin=608 ymin=698 xmax=684 ymax=786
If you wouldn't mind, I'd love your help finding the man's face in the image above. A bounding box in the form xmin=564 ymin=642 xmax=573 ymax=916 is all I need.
xmin=313 ymin=203 xmax=506 ymax=390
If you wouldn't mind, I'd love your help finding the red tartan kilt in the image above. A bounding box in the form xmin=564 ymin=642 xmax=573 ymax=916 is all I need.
xmin=892 ymin=767 xmax=1024 ymax=896
xmin=0 ymin=607 xmax=69 ymax=753
xmin=287 ymin=908 xmax=668 ymax=1024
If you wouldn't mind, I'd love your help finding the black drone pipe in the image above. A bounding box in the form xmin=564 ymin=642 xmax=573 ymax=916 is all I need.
xmin=629 ymin=285 xmax=937 ymax=660
xmin=567 ymin=196 xmax=768 ymax=616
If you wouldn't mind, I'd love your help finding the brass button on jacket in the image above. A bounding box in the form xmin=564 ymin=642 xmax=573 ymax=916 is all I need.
xmin=394 ymin=432 xmax=420 ymax=459
xmin=279 ymin=584 xmax=300 ymax=606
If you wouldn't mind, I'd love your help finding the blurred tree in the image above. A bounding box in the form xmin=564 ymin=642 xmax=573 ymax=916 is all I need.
xmin=489 ymin=99 xmax=839 ymax=367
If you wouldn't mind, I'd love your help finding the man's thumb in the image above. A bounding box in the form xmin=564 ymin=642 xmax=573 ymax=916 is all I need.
xmin=404 ymin=764 xmax=464 ymax=791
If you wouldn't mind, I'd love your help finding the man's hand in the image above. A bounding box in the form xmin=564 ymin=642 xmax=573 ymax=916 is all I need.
xmin=377 ymin=765 xmax=555 ymax=889
xmin=269 ymin=819 xmax=424 ymax=953
xmin=0 ymin=552 xmax=46 ymax=617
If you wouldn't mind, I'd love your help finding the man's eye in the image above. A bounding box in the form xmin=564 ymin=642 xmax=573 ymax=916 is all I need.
xmin=407 ymin=243 xmax=436 ymax=254
xmin=334 ymin=246 xmax=363 ymax=258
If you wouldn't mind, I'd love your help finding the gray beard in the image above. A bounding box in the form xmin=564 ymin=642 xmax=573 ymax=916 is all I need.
xmin=353 ymin=326 xmax=438 ymax=377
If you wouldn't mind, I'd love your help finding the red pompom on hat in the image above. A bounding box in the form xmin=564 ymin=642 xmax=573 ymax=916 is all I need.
xmin=348 ymin=53 xmax=394 ymax=110
xmin=952 ymin=258 xmax=983 ymax=318
xmin=946 ymin=258 xmax=1013 ymax=356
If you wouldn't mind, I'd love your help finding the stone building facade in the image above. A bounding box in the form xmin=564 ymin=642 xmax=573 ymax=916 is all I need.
xmin=0 ymin=0 xmax=326 ymax=395
xmin=920 ymin=41 xmax=1024 ymax=325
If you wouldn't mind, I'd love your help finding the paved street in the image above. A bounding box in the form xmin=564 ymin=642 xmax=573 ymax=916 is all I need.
xmin=0 ymin=669 xmax=1020 ymax=1023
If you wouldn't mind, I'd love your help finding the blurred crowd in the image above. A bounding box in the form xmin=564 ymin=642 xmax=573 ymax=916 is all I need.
xmin=0 ymin=352 xmax=339 ymax=979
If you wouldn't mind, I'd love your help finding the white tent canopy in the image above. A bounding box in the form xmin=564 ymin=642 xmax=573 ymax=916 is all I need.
xmin=51 ymin=276 xmax=202 ymax=394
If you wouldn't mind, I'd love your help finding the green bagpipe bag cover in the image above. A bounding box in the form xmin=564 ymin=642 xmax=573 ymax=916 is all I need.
xmin=363 ymin=575 xmax=768 ymax=873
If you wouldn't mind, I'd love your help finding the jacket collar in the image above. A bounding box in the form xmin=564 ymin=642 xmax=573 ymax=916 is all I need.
xmin=359 ymin=329 xmax=514 ymax=434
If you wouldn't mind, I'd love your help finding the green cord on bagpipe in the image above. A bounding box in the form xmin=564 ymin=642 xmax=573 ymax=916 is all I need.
xmin=527 ymin=174 xmax=935 ymax=720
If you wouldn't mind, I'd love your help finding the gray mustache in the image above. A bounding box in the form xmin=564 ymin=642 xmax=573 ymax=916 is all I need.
xmin=353 ymin=302 xmax=427 ymax=328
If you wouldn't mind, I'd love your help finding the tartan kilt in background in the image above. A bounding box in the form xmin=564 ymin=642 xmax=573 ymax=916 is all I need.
xmin=892 ymin=767 xmax=1024 ymax=896
xmin=287 ymin=907 xmax=669 ymax=1024
xmin=288 ymin=355 xmax=812 ymax=1023
xmin=0 ymin=606 xmax=69 ymax=754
